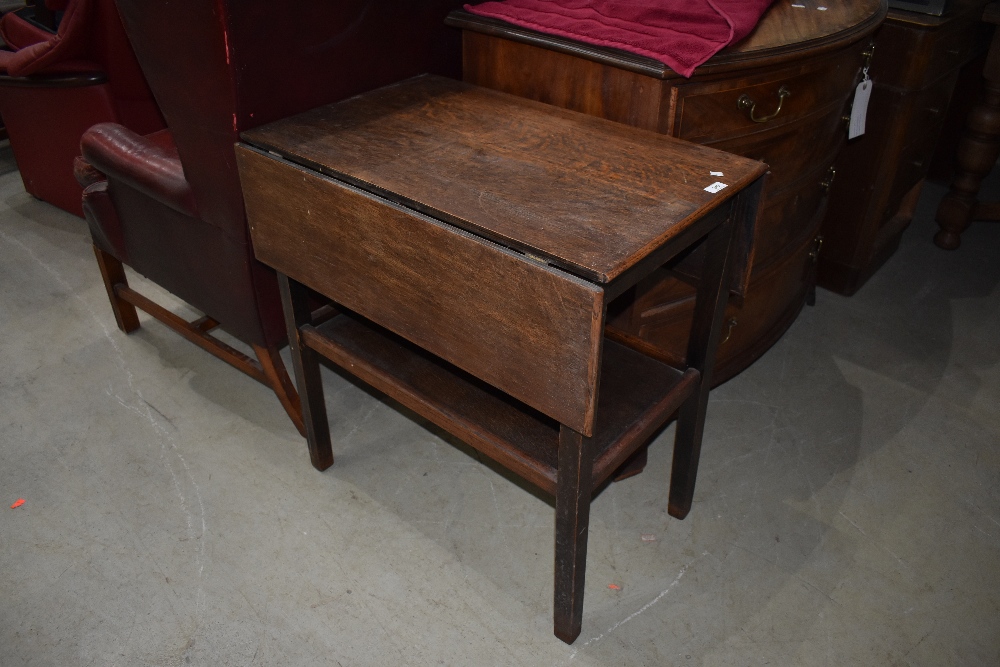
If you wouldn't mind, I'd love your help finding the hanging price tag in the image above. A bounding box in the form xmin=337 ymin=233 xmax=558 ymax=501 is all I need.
xmin=848 ymin=79 xmax=872 ymax=139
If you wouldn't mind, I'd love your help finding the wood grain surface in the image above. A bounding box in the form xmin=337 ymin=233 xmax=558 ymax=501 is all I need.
xmin=241 ymin=75 xmax=765 ymax=284
xmin=296 ymin=311 xmax=697 ymax=495
xmin=237 ymin=145 xmax=606 ymax=435
xmin=733 ymin=0 xmax=885 ymax=57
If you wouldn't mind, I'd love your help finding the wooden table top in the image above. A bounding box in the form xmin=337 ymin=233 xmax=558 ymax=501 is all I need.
xmin=241 ymin=75 xmax=766 ymax=284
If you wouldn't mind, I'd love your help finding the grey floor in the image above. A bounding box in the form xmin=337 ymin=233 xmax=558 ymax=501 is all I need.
xmin=1 ymin=148 xmax=998 ymax=666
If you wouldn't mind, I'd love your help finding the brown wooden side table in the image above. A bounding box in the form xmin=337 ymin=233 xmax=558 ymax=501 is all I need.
xmin=235 ymin=75 xmax=766 ymax=644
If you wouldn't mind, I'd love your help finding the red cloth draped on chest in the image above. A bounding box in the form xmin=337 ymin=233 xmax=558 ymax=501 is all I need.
xmin=463 ymin=0 xmax=776 ymax=77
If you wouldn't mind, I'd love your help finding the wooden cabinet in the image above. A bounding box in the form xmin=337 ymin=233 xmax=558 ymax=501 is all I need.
xmin=449 ymin=0 xmax=885 ymax=382
xmin=819 ymin=0 xmax=991 ymax=295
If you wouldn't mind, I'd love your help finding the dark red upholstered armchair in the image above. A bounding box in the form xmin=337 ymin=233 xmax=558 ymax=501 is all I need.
xmin=0 ymin=0 xmax=163 ymax=216
xmin=76 ymin=0 xmax=464 ymax=434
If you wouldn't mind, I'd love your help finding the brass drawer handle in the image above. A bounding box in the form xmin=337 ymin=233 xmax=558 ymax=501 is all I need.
xmin=738 ymin=85 xmax=791 ymax=123
xmin=862 ymin=44 xmax=875 ymax=70
xmin=809 ymin=235 xmax=825 ymax=263
xmin=721 ymin=318 xmax=738 ymax=344
xmin=820 ymin=166 xmax=836 ymax=193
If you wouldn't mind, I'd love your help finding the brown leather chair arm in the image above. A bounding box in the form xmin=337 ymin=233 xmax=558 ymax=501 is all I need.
xmin=73 ymin=155 xmax=104 ymax=188
xmin=80 ymin=123 xmax=198 ymax=218
xmin=81 ymin=179 xmax=128 ymax=261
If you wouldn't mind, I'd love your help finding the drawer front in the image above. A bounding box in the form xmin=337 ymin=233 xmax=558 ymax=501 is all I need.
xmin=237 ymin=146 xmax=605 ymax=436
xmin=875 ymin=15 xmax=990 ymax=91
xmin=714 ymin=234 xmax=817 ymax=376
xmin=752 ymin=170 xmax=831 ymax=269
xmin=707 ymin=107 xmax=846 ymax=197
xmin=900 ymin=70 xmax=960 ymax=148
xmin=673 ymin=48 xmax=864 ymax=144
xmin=918 ymin=16 xmax=986 ymax=89
xmin=704 ymin=107 xmax=842 ymax=270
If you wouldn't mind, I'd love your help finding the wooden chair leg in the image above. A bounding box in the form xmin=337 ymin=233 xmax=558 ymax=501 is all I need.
xmin=278 ymin=274 xmax=334 ymax=471
xmin=553 ymin=425 xmax=594 ymax=644
xmin=253 ymin=343 xmax=305 ymax=438
xmin=94 ymin=248 xmax=306 ymax=435
xmin=92 ymin=245 xmax=139 ymax=333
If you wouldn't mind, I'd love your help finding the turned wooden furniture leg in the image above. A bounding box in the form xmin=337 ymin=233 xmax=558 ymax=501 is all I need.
xmin=553 ymin=425 xmax=594 ymax=644
xmin=278 ymin=273 xmax=333 ymax=471
xmin=935 ymin=7 xmax=1000 ymax=250
xmin=92 ymin=245 xmax=139 ymax=333
xmin=669 ymin=215 xmax=739 ymax=520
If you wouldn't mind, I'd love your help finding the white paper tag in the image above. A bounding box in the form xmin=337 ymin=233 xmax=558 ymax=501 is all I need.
xmin=704 ymin=182 xmax=728 ymax=193
xmin=849 ymin=79 xmax=872 ymax=139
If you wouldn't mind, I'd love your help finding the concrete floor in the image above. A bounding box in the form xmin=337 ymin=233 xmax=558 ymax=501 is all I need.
xmin=1 ymin=147 xmax=998 ymax=666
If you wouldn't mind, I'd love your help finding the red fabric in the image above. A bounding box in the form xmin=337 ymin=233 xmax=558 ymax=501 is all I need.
xmin=0 ymin=0 xmax=90 ymax=76
xmin=0 ymin=0 xmax=162 ymax=133
xmin=0 ymin=82 xmax=117 ymax=216
xmin=463 ymin=0 xmax=776 ymax=77
xmin=0 ymin=0 xmax=164 ymax=217
xmin=0 ymin=13 xmax=53 ymax=50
